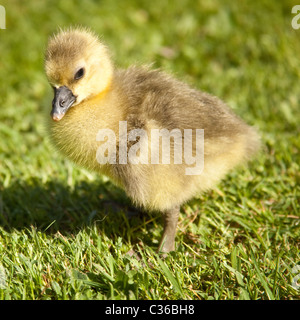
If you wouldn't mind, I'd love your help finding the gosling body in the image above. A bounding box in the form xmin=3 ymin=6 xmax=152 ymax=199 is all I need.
xmin=45 ymin=28 xmax=260 ymax=252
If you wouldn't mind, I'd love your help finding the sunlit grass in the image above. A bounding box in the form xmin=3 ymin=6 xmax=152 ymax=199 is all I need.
xmin=0 ymin=0 xmax=299 ymax=299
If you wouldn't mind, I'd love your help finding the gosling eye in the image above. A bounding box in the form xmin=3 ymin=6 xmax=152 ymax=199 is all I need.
xmin=74 ymin=67 xmax=85 ymax=80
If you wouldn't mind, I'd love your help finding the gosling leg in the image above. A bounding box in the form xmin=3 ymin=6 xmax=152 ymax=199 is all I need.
xmin=158 ymin=205 xmax=180 ymax=253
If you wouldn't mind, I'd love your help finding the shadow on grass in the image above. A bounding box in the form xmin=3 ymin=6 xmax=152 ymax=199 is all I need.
xmin=0 ymin=178 xmax=151 ymax=242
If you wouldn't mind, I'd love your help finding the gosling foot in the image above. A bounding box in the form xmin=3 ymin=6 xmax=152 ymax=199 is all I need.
xmin=158 ymin=205 xmax=180 ymax=254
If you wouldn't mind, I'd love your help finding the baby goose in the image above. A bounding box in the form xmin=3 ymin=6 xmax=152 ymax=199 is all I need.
xmin=45 ymin=28 xmax=260 ymax=253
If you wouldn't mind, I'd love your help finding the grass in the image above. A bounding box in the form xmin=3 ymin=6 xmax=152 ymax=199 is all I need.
xmin=0 ymin=0 xmax=299 ymax=300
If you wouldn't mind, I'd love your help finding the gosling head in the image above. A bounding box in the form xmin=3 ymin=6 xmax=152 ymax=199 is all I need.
xmin=45 ymin=27 xmax=113 ymax=121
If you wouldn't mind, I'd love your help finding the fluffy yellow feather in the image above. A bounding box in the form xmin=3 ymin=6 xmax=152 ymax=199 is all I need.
xmin=45 ymin=27 xmax=260 ymax=253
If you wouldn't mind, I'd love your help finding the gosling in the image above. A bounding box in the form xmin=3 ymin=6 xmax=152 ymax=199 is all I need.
xmin=45 ymin=28 xmax=260 ymax=253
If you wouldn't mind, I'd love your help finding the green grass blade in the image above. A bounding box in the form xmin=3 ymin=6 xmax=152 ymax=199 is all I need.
xmin=251 ymin=251 xmax=275 ymax=300
xmin=157 ymin=257 xmax=184 ymax=298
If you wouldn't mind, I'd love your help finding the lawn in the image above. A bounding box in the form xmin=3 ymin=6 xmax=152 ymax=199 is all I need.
xmin=0 ymin=0 xmax=299 ymax=300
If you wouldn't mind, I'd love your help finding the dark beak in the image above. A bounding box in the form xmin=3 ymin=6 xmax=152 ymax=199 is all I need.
xmin=51 ymin=86 xmax=76 ymax=121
